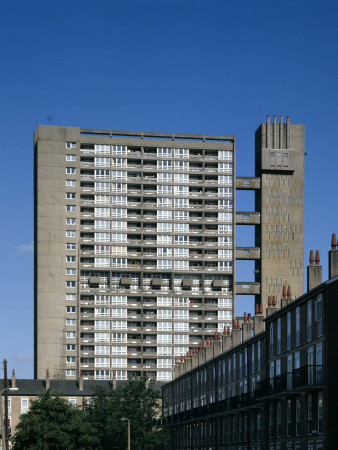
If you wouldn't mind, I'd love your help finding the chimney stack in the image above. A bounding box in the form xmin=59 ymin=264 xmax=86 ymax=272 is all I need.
xmin=329 ymin=233 xmax=338 ymax=279
xmin=46 ymin=369 xmax=50 ymax=390
xmin=307 ymin=249 xmax=322 ymax=291
xmin=11 ymin=369 xmax=16 ymax=389
xmin=79 ymin=371 xmax=83 ymax=391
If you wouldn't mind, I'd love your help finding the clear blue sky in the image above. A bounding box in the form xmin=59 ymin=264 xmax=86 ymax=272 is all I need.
xmin=1 ymin=0 xmax=337 ymax=378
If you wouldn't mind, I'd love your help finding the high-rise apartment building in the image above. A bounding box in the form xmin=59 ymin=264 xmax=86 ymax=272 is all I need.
xmin=34 ymin=117 xmax=304 ymax=381
xmin=34 ymin=126 xmax=236 ymax=381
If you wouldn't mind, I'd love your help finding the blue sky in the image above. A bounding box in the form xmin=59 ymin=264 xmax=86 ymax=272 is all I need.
xmin=1 ymin=0 xmax=337 ymax=378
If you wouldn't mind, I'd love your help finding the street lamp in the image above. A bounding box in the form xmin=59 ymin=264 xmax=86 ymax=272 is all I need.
xmin=121 ymin=417 xmax=130 ymax=450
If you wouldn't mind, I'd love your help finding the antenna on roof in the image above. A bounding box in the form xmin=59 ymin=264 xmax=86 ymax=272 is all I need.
xmin=47 ymin=114 xmax=53 ymax=125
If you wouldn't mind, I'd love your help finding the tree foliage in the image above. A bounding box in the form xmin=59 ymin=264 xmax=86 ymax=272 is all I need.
xmin=88 ymin=377 xmax=166 ymax=450
xmin=12 ymin=390 xmax=99 ymax=450
xmin=12 ymin=379 xmax=166 ymax=450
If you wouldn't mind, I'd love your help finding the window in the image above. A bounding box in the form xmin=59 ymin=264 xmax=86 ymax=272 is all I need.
xmin=308 ymin=394 xmax=313 ymax=434
xmin=66 ymin=306 xmax=76 ymax=313
xmin=218 ymin=175 xmax=232 ymax=185
xmin=157 ymin=371 xmax=172 ymax=381
xmin=95 ymin=345 xmax=110 ymax=355
xmin=95 ymin=207 xmax=110 ymax=217
xmin=95 ymin=182 xmax=110 ymax=192
xmin=111 ymin=346 xmax=127 ymax=355
xmin=269 ymin=403 xmax=274 ymax=437
xmin=296 ymin=307 xmax=300 ymax=346
xmin=157 ymin=309 xmax=172 ymax=319
xmin=112 ymin=196 xmax=127 ymax=205
xmin=66 ymin=369 xmax=76 ymax=376
xmin=157 ymin=359 xmax=172 ymax=368
xmin=94 ymin=220 xmax=110 ymax=229
xmin=66 ymin=356 xmax=75 ymax=363
xmin=94 ymin=144 xmax=110 ymax=154
xmin=157 ymin=347 xmax=172 ymax=356
xmin=157 ymin=210 xmax=172 ymax=220
xmin=111 ymin=258 xmax=127 ymax=268
xmin=66 ymin=192 xmax=76 ymax=199
xmin=111 ymin=321 xmax=127 ymax=330
xmin=69 ymin=397 xmax=76 ymax=406
xmin=66 ymin=331 xmax=76 ymax=338
xmin=218 ymin=261 xmax=232 ymax=271
xmin=157 ymin=222 xmax=172 ymax=232
xmin=219 ymin=212 xmax=232 ymax=222
xmin=95 ymin=320 xmax=110 ymax=330
xmin=66 ymin=281 xmax=76 ymax=288
xmin=111 ymin=358 xmax=127 ymax=367
xmin=157 ymin=185 xmax=172 ymax=195
xmin=66 ymin=180 xmax=76 ymax=187
xmin=95 ymin=357 xmax=110 ymax=367
xmin=307 ymin=300 xmax=312 ymax=341
xmin=157 ymin=322 xmax=172 ymax=331
xmin=95 ymin=232 xmax=110 ymax=242
xmin=21 ymin=397 xmax=29 ymax=414
xmin=112 ymin=158 xmax=127 ymax=167
xmin=66 ymin=244 xmax=76 ymax=250
xmin=157 ymin=160 xmax=172 ymax=170
xmin=315 ymin=294 xmax=322 ymax=336
xmin=174 ymin=235 xmax=188 ymax=245
xmin=157 ymin=297 xmax=172 ymax=306
xmin=174 ymin=198 xmax=189 ymax=207
xmin=111 ymin=170 xmax=127 ymax=180
xmin=157 ymin=197 xmax=172 ymax=207
xmin=66 ymin=205 xmax=76 ymax=212
xmin=111 ymin=296 xmax=127 ymax=305
xmin=287 ymin=399 xmax=292 ymax=436
xmin=66 ymin=142 xmax=76 ymax=148
xmin=111 ymin=208 xmax=127 ymax=218
xmin=94 ymin=157 xmax=110 ymax=167
xmin=66 ymin=268 xmax=76 ymax=275
xmin=95 ymin=333 xmax=110 ymax=342
xmin=157 ymin=147 xmax=172 ymax=158
xmin=157 ymin=235 xmax=172 ymax=245
xmin=173 ymin=248 xmax=188 ymax=257
xmin=174 ymin=173 xmax=189 ymax=183
xmin=111 ymin=221 xmax=127 ymax=230
xmin=66 ymin=344 xmax=76 ymax=351
xmin=111 ymin=182 xmax=127 ymax=192
xmin=95 ymin=370 xmax=110 ymax=380
xmin=174 ymin=210 xmax=189 ymax=221
xmin=174 ymin=148 xmax=189 ymax=158
xmin=66 ymin=167 xmax=76 ymax=174
xmin=66 ymin=230 xmax=76 ymax=237
xmin=174 ymin=160 xmax=189 ymax=171
xmin=111 ymin=308 xmax=127 ymax=318
xmin=112 ymin=145 xmax=127 ymax=155
xmin=218 ymin=249 xmax=232 ymax=258
xmin=174 ymin=310 xmax=189 ymax=320
xmin=277 ymin=401 xmax=281 ymax=437
xmin=157 ymin=172 xmax=172 ymax=182
xmin=318 ymin=392 xmax=323 ymax=433
xmin=219 ymin=150 xmax=232 ymax=160
xmin=174 ymin=185 xmax=188 ymax=195
xmin=296 ymin=397 xmax=301 ymax=435
xmin=174 ymin=322 xmax=189 ymax=331
xmin=66 ymin=255 xmax=76 ymax=262
xmin=277 ymin=318 xmax=281 ymax=354
xmin=174 ymin=260 xmax=189 ymax=270
xmin=157 ymin=334 xmax=172 ymax=344
xmin=174 ymin=334 xmax=189 ymax=344
xmin=66 ymin=154 xmax=76 ymax=161
xmin=287 ymin=311 xmax=291 ymax=350
xmin=96 ymin=295 xmax=110 ymax=305
xmin=66 ymin=294 xmax=76 ymax=301
xmin=66 ymin=319 xmax=76 ymax=326
xmin=174 ymin=223 xmax=188 ymax=233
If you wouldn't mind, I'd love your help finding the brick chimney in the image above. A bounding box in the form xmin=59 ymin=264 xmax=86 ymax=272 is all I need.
xmin=307 ymin=249 xmax=322 ymax=291
xmin=329 ymin=233 xmax=338 ymax=279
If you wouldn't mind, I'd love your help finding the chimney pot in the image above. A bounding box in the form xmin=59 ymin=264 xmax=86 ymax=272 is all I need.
xmin=12 ymin=369 xmax=16 ymax=389
xmin=244 ymin=312 xmax=247 ymax=323
xmin=268 ymin=295 xmax=272 ymax=307
xmin=309 ymin=250 xmax=314 ymax=265
xmin=259 ymin=304 xmax=263 ymax=314
xmin=282 ymin=285 xmax=287 ymax=298
xmin=227 ymin=326 xmax=231 ymax=335
xmin=272 ymin=295 xmax=277 ymax=307
xmin=287 ymin=285 xmax=291 ymax=299
xmin=332 ymin=233 xmax=337 ymax=250
xmin=315 ymin=250 xmax=320 ymax=265
xmin=255 ymin=304 xmax=259 ymax=314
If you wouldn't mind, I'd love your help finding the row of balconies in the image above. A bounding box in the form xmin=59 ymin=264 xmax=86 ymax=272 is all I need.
xmin=79 ymin=150 xmax=230 ymax=161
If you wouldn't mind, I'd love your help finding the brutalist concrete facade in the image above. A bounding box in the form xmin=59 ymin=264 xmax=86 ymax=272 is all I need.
xmin=34 ymin=117 xmax=304 ymax=382
xmin=255 ymin=116 xmax=305 ymax=313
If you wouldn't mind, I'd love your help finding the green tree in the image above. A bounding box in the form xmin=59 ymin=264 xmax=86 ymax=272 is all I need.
xmin=88 ymin=377 xmax=166 ymax=450
xmin=12 ymin=390 xmax=99 ymax=450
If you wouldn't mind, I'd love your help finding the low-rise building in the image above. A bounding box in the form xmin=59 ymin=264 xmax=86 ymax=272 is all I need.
xmin=162 ymin=236 xmax=338 ymax=450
